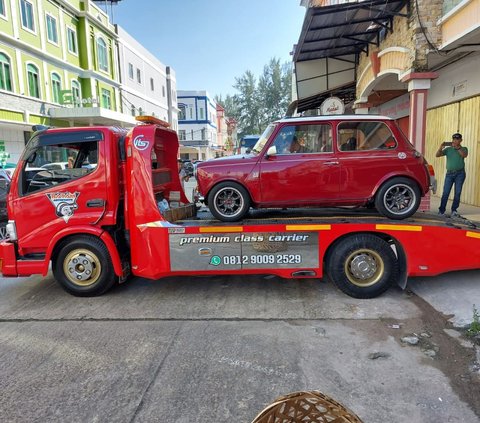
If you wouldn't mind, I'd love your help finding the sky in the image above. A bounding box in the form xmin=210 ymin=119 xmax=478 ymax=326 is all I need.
xmin=109 ymin=0 xmax=307 ymax=98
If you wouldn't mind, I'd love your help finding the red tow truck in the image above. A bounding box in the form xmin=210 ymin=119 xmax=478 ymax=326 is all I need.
xmin=1 ymin=116 xmax=479 ymax=298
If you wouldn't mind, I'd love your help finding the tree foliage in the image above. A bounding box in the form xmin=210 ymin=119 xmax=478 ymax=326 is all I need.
xmin=215 ymin=58 xmax=292 ymax=138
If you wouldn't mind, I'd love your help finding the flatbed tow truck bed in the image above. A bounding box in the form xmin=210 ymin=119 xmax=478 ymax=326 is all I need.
xmin=178 ymin=207 xmax=479 ymax=230
xmin=157 ymin=206 xmax=480 ymax=298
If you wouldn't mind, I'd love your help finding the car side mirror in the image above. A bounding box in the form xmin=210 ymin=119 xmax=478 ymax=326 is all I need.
xmin=266 ymin=146 xmax=277 ymax=157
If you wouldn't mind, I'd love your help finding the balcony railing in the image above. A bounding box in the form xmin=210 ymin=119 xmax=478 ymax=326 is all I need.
xmin=179 ymin=140 xmax=209 ymax=147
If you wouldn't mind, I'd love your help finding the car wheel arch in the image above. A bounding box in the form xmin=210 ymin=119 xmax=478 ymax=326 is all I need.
xmin=207 ymin=179 xmax=255 ymax=205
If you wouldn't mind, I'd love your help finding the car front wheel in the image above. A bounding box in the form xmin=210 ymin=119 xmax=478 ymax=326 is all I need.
xmin=208 ymin=182 xmax=250 ymax=222
xmin=375 ymin=177 xmax=420 ymax=220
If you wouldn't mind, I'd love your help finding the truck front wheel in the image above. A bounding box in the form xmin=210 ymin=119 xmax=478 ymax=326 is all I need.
xmin=53 ymin=235 xmax=117 ymax=296
xmin=326 ymin=234 xmax=399 ymax=298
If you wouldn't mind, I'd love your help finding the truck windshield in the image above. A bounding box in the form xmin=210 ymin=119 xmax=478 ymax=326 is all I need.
xmin=251 ymin=124 xmax=277 ymax=154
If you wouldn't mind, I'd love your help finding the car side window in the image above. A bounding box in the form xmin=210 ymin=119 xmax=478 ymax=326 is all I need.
xmin=271 ymin=124 xmax=332 ymax=154
xmin=20 ymin=141 xmax=98 ymax=195
xmin=337 ymin=121 xmax=397 ymax=151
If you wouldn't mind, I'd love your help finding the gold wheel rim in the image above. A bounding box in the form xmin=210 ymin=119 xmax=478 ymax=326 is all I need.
xmin=344 ymin=248 xmax=384 ymax=287
xmin=63 ymin=249 xmax=101 ymax=287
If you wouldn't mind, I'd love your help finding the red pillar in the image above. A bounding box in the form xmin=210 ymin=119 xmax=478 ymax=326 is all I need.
xmin=400 ymin=72 xmax=438 ymax=154
xmin=400 ymin=72 xmax=438 ymax=210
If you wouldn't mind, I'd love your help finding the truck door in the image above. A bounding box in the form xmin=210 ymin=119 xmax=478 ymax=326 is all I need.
xmin=10 ymin=130 xmax=107 ymax=253
xmin=259 ymin=123 xmax=340 ymax=205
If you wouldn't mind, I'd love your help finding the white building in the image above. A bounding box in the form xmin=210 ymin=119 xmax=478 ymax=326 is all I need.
xmin=177 ymin=90 xmax=218 ymax=161
xmin=116 ymin=26 xmax=178 ymax=129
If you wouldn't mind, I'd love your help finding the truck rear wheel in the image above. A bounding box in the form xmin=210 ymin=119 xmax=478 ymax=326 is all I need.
xmin=53 ymin=235 xmax=117 ymax=296
xmin=326 ymin=234 xmax=398 ymax=298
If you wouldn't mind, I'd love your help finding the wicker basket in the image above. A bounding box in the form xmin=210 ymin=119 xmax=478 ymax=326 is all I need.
xmin=251 ymin=391 xmax=363 ymax=423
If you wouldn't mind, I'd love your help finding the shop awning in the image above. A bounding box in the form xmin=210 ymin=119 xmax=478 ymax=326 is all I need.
xmin=294 ymin=0 xmax=409 ymax=112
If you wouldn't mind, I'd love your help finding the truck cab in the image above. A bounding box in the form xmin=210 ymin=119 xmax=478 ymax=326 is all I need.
xmin=2 ymin=118 xmax=195 ymax=296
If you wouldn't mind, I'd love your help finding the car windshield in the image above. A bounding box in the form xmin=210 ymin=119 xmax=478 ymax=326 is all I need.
xmin=251 ymin=124 xmax=277 ymax=154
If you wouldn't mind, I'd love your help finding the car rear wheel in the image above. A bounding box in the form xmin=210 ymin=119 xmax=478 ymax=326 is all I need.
xmin=208 ymin=181 xmax=250 ymax=222
xmin=326 ymin=234 xmax=399 ymax=298
xmin=375 ymin=177 xmax=420 ymax=220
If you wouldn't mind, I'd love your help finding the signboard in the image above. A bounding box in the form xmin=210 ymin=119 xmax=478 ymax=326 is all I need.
xmin=169 ymin=231 xmax=319 ymax=271
xmin=320 ymin=97 xmax=345 ymax=115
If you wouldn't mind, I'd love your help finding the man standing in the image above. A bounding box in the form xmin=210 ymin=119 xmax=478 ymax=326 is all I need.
xmin=436 ymin=132 xmax=468 ymax=216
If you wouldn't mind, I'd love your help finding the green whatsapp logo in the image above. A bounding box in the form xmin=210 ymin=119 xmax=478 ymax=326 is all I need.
xmin=210 ymin=256 xmax=221 ymax=266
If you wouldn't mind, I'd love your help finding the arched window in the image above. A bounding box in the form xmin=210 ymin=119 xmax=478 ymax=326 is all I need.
xmin=0 ymin=53 xmax=12 ymax=91
xmin=71 ymin=80 xmax=81 ymax=106
xmin=96 ymin=37 xmax=108 ymax=72
xmin=27 ymin=63 xmax=40 ymax=98
xmin=51 ymin=73 xmax=61 ymax=103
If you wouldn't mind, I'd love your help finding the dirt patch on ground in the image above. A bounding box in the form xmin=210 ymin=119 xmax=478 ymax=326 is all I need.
xmin=391 ymin=291 xmax=480 ymax=416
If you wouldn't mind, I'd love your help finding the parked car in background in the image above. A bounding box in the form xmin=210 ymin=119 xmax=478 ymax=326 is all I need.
xmin=196 ymin=115 xmax=435 ymax=222
xmin=235 ymin=134 xmax=261 ymax=155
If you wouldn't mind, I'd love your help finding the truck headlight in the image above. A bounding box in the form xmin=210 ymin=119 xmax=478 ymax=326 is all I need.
xmin=6 ymin=220 xmax=17 ymax=241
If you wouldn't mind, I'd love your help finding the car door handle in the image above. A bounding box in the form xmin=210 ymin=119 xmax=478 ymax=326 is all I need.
xmin=86 ymin=199 xmax=106 ymax=208
xmin=323 ymin=161 xmax=339 ymax=165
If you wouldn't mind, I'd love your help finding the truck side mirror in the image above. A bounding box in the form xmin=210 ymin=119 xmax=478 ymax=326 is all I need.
xmin=266 ymin=146 xmax=277 ymax=157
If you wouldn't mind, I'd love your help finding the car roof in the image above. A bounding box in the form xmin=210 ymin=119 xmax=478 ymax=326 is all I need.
xmin=276 ymin=114 xmax=394 ymax=124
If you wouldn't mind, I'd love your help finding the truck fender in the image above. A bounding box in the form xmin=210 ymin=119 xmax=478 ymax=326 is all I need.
xmin=43 ymin=226 xmax=123 ymax=277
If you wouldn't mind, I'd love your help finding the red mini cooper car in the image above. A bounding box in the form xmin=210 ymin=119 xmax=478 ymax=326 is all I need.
xmin=195 ymin=115 xmax=435 ymax=222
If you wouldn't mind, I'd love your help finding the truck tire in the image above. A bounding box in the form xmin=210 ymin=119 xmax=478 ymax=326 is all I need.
xmin=374 ymin=177 xmax=420 ymax=220
xmin=53 ymin=235 xmax=117 ymax=297
xmin=326 ymin=234 xmax=399 ymax=298
xmin=208 ymin=181 xmax=250 ymax=222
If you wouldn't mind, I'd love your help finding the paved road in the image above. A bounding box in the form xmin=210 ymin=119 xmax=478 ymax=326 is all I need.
xmin=0 ymin=271 xmax=479 ymax=423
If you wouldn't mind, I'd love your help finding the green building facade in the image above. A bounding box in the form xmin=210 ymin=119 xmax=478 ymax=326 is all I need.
xmin=0 ymin=0 xmax=135 ymax=162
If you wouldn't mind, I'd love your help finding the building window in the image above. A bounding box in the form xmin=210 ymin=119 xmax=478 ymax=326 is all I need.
xmin=162 ymin=85 xmax=165 ymax=97
xmin=178 ymin=104 xmax=186 ymax=120
xmin=150 ymin=77 xmax=154 ymax=91
xmin=67 ymin=28 xmax=77 ymax=54
xmin=138 ymin=107 xmax=143 ymax=116
xmin=27 ymin=63 xmax=40 ymax=98
xmin=71 ymin=80 xmax=81 ymax=106
xmin=20 ymin=0 xmax=34 ymax=31
xmin=131 ymin=105 xmax=135 ymax=116
xmin=0 ymin=0 xmax=6 ymax=17
xmin=46 ymin=14 xmax=58 ymax=43
xmin=136 ymin=68 xmax=141 ymax=83
xmin=128 ymin=63 xmax=133 ymax=79
xmin=101 ymin=88 xmax=111 ymax=109
xmin=51 ymin=73 xmax=61 ymax=103
xmin=178 ymin=130 xmax=186 ymax=141
xmin=199 ymin=107 xmax=204 ymax=120
xmin=189 ymin=108 xmax=193 ymax=119
xmin=0 ymin=53 xmax=12 ymax=91
xmin=96 ymin=37 xmax=108 ymax=72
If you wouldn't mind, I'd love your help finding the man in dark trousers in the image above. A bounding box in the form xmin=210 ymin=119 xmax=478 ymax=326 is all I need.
xmin=436 ymin=132 xmax=468 ymax=217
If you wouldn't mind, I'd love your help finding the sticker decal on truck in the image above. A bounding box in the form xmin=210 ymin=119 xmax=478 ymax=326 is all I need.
xmin=46 ymin=192 xmax=80 ymax=223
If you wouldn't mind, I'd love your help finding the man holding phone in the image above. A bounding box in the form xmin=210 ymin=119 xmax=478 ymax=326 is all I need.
xmin=436 ymin=132 xmax=468 ymax=216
